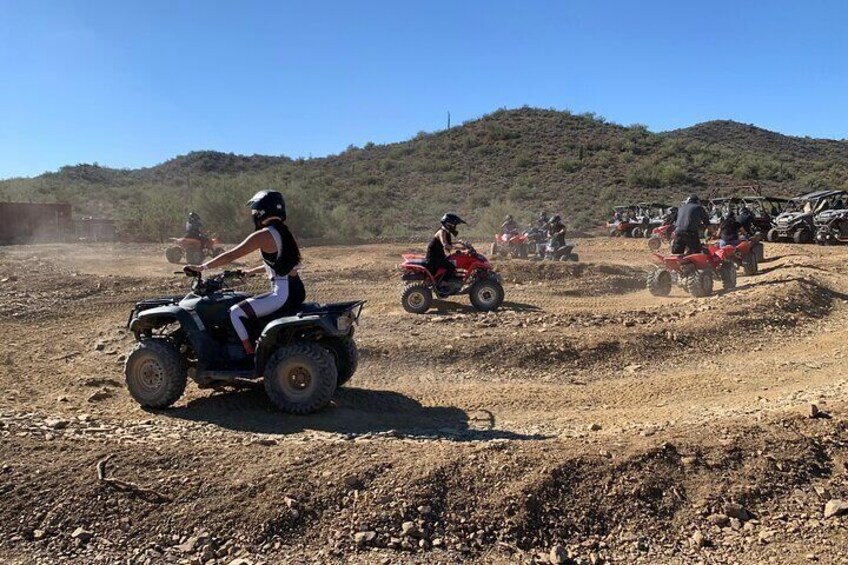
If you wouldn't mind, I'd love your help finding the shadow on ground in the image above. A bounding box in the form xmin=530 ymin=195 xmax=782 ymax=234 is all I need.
xmin=163 ymin=386 xmax=548 ymax=441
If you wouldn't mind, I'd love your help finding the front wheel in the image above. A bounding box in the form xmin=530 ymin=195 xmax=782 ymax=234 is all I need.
xmin=264 ymin=341 xmax=338 ymax=414
xmin=794 ymin=228 xmax=812 ymax=244
xmin=630 ymin=227 xmax=643 ymax=238
xmin=743 ymin=251 xmax=759 ymax=276
xmin=754 ymin=242 xmax=765 ymax=262
xmin=766 ymin=228 xmax=780 ymax=243
xmin=165 ymin=246 xmax=183 ymax=264
xmin=401 ymin=283 xmax=433 ymax=314
xmin=469 ymin=279 xmax=504 ymax=311
xmin=720 ymin=262 xmax=737 ymax=290
xmin=124 ymin=339 xmax=187 ymax=408
xmin=647 ymin=236 xmax=662 ymax=251
xmin=517 ymin=244 xmax=528 ymax=259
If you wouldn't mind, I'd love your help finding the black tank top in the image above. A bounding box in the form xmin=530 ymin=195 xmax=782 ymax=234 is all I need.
xmin=261 ymin=220 xmax=301 ymax=278
xmin=426 ymin=228 xmax=451 ymax=263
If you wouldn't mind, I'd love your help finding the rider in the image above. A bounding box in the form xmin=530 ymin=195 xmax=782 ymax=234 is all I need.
xmin=185 ymin=190 xmax=305 ymax=356
xmin=718 ymin=210 xmax=744 ymax=247
xmin=548 ymin=214 xmax=567 ymax=248
xmin=501 ymin=214 xmax=519 ymax=235
xmin=426 ymin=213 xmax=466 ymax=282
xmin=662 ymin=206 xmax=678 ymax=226
xmin=537 ymin=211 xmax=550 ymax=228
xmin=672 ymin=195 xmax=710 ymax=255
xmin=185 ymin=212 xmax=211 ymax=249
xmin=737 ymin=205 xmax=755 ymax=235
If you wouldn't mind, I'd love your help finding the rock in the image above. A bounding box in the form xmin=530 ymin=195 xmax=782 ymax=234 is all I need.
xmin=723 ymin=503 xmax=751 ymax=521
xmin=344 ymin=476 xmax=363 ymax=490
xmin=691 ymin=530 xmax=706 ymax=548
xmin=227 ymin=559 xmax=253 ymax=565
xmin=44 ymin=418 xmax=69 ymax=429
xmin=707 ymin=513 xmax=729 ymax=527
xmin=806 ymin=554 xmax=818 ymax=561
xmin=400 ymin=521 xmax=418 ymax=537
xmin=549 ymin=544 xmax=570 ymax=564
xmin=680 ymin=456 xmax=698 ymax=467
xmin=177 ymin=536 xmax=199 ymax=554
xmin=794 ymin=403 xmax=820 ymax=418
xmin=354 ymin=531 xmax=376 ymax=546
xmin=32 ymin=529 xmax=46 ymax=540
xmin=94 ymin=341 xmax=106 ymax=351
xmin=87 ymin=389 xmax=113 ymax=402
xmin=588 ymin=552 xmax=602 ymax=565
xmin=588 ymin=423 xmax=602 ymax=432
xmin=729 ymin=518 xmax=742 ymax=530
xmin=71 ymin=527 xmax=93 ymax=542
xmin=417 ymin=505 xmax=432 ymax=514
xmin=758 ymin=529 xmax=776 ymax=543
xmin=823 ymin=499 xmax=848 ymax=519
xmin=251 ymin=438 xmax=277 ymax=446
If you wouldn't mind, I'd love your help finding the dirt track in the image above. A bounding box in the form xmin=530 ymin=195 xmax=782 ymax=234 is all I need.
xmin=1 ymin=238 xmax=847 ymax=564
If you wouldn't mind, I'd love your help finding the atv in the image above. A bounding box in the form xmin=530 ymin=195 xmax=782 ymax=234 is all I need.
xmin=721 ymin=236 xmax=763 ymax=275
xmin=491 ymin=230 xmax=529 ymax=259
xmin=399 ymin=242 xmax=504 ymax=314
xmin=523 ymin=227 xmax=549 ymax=258
xmin=165 ymin=233 xmax=225 ymax=264
xmin=541 ymin=238 xmax=579 ymax=262
xmin=123 ymin=270 xmax=364 ymax=413
xmin=647 ymin=224 xmax=675 ymax=251
xmin=647 ymin=247 xmax=736 ymax=298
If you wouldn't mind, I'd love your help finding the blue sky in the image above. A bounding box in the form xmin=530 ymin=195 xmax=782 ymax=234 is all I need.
xmin=1 ymin=0 xmax=847 ymax=179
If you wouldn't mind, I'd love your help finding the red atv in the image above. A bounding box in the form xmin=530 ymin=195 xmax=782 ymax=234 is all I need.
xmin=399 ymin=242 xmax=505 ymax=314
xmin=165 ymin=234 xmax=224 ymax=265
xmin=717 ymin=236 xmax=762 ymax=275
xmin=647 ymin=246 xmax=737 ymax=298
xmin=647 ymin=224 xmax=675 ymax=251
xmin=491 ymin=230 xmax=530 ymax=259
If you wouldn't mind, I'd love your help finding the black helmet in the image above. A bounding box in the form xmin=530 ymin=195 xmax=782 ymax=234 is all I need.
xmin=551 ymin=214 xmax=562 ymax=223
xmin=188 ymin=211 xmax=201 ymax=221
xmin=440 ymin=212 xmax=466 ymax=236
xmin=247 ymin=190 xmax=286 ymax=230
xmin=685 ymin=194 xmax=700 ymax=204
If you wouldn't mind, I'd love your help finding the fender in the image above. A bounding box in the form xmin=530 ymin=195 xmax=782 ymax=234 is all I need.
xmin=255 ymin=314 xmax=350 ymax=377
xmin=128 ymin=305 xmax=222 ymax=370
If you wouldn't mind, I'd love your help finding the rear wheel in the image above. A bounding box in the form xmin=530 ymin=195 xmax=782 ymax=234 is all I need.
xmin=517 ymin=244 xmax=528 ymax=259
xmin=124 ymin=339 xmax=187 ymax=408
xmin=766 ymin=228 xmax=780 ymax=243
xmin=720 ymin=262 xmax=737 ymax=290
xmin=165 ymin=246 xmax=183 ymax=264
xmin=646 ymin=268 xmax=672 ymax=297
xmin=469 ymin=279 xmax=504 ymax=311
xmin=321 ymin=336 xmax=358 ymax=386
xmin=401 ymin=283 xmax=433 ymax=314
xmin=743 ymin=251 xmax=759 ymax=275
xmin=264 ymin=341 xmax=337 ymax=414
xmin=630 ymin=227 xmax=643 ymax=238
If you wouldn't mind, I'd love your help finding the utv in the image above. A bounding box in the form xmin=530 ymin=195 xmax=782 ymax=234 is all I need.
xmin=815 ymin=208 xmax=848 ymax=245
xmin=768 ymin=190 xmax=848 ymax=244
xmin=124 ymin=270 xmax=364 ymax=414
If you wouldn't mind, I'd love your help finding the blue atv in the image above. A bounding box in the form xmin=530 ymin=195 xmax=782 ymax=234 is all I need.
xmin=123 ymin=270 xmax=364 ymax=414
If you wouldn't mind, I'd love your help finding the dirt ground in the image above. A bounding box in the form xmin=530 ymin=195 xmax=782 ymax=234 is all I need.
xmin=0 ymin=237 xmax=846 ymax=564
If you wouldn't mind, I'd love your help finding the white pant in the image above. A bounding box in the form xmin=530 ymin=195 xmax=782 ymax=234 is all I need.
xmin=229 ymin=277 xmax=290 ymax=342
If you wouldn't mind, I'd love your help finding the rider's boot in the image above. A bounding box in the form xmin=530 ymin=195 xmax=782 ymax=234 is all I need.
xmin=241 ymin=339 xmax=255 ymax=356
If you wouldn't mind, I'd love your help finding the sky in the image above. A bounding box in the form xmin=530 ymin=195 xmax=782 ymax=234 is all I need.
xmin=1 ymin=0 xmax=847 ymax=179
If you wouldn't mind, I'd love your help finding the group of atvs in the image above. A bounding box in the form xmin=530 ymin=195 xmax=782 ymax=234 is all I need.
xmin=611 ymin=190 xmax=848 ymax=246
xmin=490 ymin=227 xmax=579 ymax=262
xmin=647 ymin=235 xmax=763 ymax=298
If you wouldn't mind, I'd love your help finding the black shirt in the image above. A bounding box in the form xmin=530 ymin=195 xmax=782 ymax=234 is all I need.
xmin=720 ymin=219 xmax=742 ymax=242
xmin=675 ymin=203 xmax=710 ymax=234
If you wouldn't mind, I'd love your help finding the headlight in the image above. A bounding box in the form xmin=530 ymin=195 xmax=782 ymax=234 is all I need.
xmin=336 ymin=313 xmax=354 ymax=332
